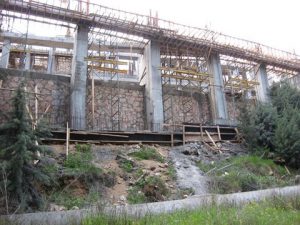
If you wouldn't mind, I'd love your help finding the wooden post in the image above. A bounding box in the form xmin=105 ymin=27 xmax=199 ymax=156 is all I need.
xmin=171 ymin=132 xmax=174 ymax=147
xmin=34 ymin=85 xmax=38 ymax=129
xmin=200 ymin=124 xmax=203 ymax=139
xmin=91 ymin=66 xmax=95 ymax=129
xmin=217 ymin=125 xmax=221 ymax=141
xmin=66 ymin=122 xmax=70 ymax=158
xmin=183 ymin=125 xmax=186 ymax=145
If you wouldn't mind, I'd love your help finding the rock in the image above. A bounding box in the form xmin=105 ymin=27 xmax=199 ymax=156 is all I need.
xmin=119 ymin=195 xmax=126 ymax=201
xmin=71 ymin=206 xmax=79 ymax=210
xmin=150 ymin=166 xmax=156 ymax=171
xmin=183 ymin=194 xmax=188 ymax=198
xmin=154 ymin=172 xmax=161 ymax=176
xmin=295 ymin=175 xmax=300 ymax=184
xmin=49 ymin=203 xmax=66 ymax=211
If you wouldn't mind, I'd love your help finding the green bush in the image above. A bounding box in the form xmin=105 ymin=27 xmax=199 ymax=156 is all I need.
xmin=75 ymin=144 xmax=91 ymax=152
xmin=120 ymin=161 xmax=134 ymax=173
xmin=128 ymin=146 xmax=164 ymax=163
xmin=198 ymin=156 xmax=292 ymax=194
xmin=239 ymin=83 xmax=300 ymax=168
xmin=50 ymin=189 xmax=100 ymax=209
xmin=128 ymin=175 xmax=169 ymax=204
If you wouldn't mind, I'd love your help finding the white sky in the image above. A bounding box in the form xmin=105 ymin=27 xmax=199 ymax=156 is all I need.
xmin=95 ymin=0 xmax=300 ymax=54
xmin=5 ymin=0 xmax=300 ymax=54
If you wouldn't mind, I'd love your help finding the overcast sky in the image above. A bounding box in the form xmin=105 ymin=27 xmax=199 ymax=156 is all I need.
xmin=94 ymin=0 xmax=300 ymax=54
xmin=6 ymin=0 xmax=300 ymax=54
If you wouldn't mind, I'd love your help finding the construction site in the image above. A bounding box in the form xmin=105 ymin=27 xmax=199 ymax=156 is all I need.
xmin=0 ymin=0 xmax=300 ymax=144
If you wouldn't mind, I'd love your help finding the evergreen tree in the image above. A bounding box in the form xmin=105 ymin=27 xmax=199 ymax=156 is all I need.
xmin=0 ymin=83 xmax=50 ymax=212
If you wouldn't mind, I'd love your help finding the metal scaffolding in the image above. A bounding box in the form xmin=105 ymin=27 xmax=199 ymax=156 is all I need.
xmin=161 ymin=46 xmax=211 ymax=127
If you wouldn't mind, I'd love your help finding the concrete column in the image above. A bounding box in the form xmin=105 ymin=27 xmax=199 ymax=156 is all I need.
xmin=47 ymin=48 xmax=56 ymax=74
xmin=0 ymin=39 xmax=11 ymax=68
xmin=143 ymin=41 xmax=164 ymax=131
xmin=25 ymin=51 xmax=31 ymax=70
xmin=256 ymin=64 xmax=269 ymax=102
xmin=70 ymin=25 xmax=89 ymax=130
xmin=208 ymin=54 xmax=228 ymax=124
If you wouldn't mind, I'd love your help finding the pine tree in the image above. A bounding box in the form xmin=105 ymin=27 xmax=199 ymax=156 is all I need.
xmin=0 ymin=83 xmax=50 ymax=212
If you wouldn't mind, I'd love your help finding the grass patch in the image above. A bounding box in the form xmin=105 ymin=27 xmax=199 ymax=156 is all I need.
xmin=64 ymin=144 xmax=102 ymax=174
xmin=127 ymin=175 xmax=169 ymax=204
xmin=82 ymin=197 xmax=300 ymax=225
xmin=49 ymin=189 xmax=101 ymax=210
xmin=119 ymin=159 xmax=134 ymax=173
xmin=166 ymin=163 xmax=176 ymax=180
xmin=127 ymin=187 xmax=147 ymax=204
xmin=128 ymin=146 xmax=164 ymax=163
xmin=197 ymin=155 xmax=294 ymax=194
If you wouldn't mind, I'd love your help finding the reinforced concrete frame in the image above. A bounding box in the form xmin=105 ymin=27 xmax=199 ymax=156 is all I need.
xmin=1 ymin=0 xmax=300 ymax=131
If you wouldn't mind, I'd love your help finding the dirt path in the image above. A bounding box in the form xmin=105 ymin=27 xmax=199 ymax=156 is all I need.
xmin=169 ymin=145 xmax=208 ymax=195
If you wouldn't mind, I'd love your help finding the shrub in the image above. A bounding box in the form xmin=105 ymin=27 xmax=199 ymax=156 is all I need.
xmin=239 ymin=83 xmax=300 ymax=168
xmin=129 ymin=146 xmax=164 ymax=163
xmin=199 ymin=156 xmax=292 ymax=194
xmin=274 ymin=107 xmax=300 ymax=168
xmin=0 ymin=84 xmax=51 ymax=212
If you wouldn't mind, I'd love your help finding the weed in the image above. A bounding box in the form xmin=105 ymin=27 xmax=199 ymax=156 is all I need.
xmin=50 ymin=189 xmax=101 ymax=210
xmin=166 ymin=163 xmax=176 ymax=180
xmin=128 ymin=146 xmax=164 ymax=163
xmin=64 ymin=150 xmax=101 ymax=175
xmin=119 ymin=160 xmax=134 ymax=173
xmin=82 ymin=196 xmax=300 ymax=225
xmin=128 ymin=175 xmax=169 ymax=203
xmin=127 ymin=187 xmax=147 ymax=204
xmin=198 ymin=155 xmax=294 ymax=194
xmin=75 ymin=144 xmax=92 ymax=152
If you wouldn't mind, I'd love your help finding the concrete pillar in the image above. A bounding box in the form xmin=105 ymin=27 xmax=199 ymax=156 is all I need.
xmin=256 ymin=64 xmax=269 ymax=102
xmin=47 ymin=48 xmax=56 ymax=74
xmin=25 ymin=51 xmax=31 ymax=70
xmin=208 ymin=54 xmax=228 ymax=124
xmin=143 ymin=41 xmax=164 ymax=131
xmin=70 ymin=25 xmax=89 ymax=130
xmin=0 ymin=39 xmax=11 ymax=68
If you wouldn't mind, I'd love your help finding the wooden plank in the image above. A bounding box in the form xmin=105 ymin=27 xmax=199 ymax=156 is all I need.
xmin=70 ymin=131 xmax=129 ymax=138
xmin=205 ymin=130 xmax=217 ymax=147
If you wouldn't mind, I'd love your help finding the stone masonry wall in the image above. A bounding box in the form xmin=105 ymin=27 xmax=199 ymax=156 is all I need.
xmin=0 ymin=70 xmax=70 ymax=128
xmin=86 ymin=82 xmax=145 ymax=131
xmin=225 ymin=94 xmax=242 ymax=122
xmin=163 ymin=91 xmax=211 ymax=125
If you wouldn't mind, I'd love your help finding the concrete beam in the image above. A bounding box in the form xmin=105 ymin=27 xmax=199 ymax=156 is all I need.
xmin=143 ymin=41 xmax=164 ymax=131
xmin=0 ymin=31 xmax=143 ymax=54
xmin=24 ymin=51 xmax=31 ymax=70
xmin=0 ymin=39 xmax=11 ymax=68
xmin=256 ymin=64 xmax=269 ymax=102
xmin=70 ymin=25 xmax=89 ymax=130
xmin=208 ymin=54 xmax=228 ymax=124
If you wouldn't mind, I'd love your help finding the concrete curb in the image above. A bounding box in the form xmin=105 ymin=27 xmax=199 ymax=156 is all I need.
xmin=2 ymin=185 xmax=300 ymax=225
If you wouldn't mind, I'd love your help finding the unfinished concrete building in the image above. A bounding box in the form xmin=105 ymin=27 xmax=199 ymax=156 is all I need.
xmin=1 ymin=0 xmax=300 ymax=144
